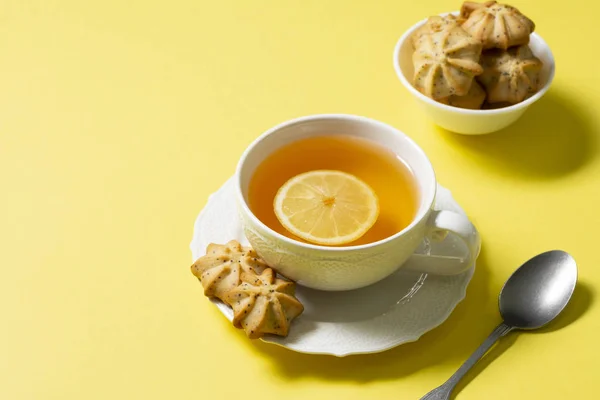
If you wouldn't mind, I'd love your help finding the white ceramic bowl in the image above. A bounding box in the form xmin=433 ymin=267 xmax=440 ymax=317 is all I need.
xmin=393 ymin=12 xmax=556 ymax=135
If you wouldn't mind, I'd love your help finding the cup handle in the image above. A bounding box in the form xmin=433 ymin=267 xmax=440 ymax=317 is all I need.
xmin=405 ymin=210 xmax=481 ymax=275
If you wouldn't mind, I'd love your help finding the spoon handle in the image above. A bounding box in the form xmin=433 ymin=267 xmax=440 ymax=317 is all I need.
xmin=420 ymin=323 xmax=513 ymax=400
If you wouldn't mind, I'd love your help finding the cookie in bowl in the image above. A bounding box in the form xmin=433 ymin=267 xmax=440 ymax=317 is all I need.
xmin=478 ymin=45 xmax=543 ymax=105
xmin=412 ymin=25 xmax=483 ymax=100
xmin=461 ymin=1 xmax=535 ymax=50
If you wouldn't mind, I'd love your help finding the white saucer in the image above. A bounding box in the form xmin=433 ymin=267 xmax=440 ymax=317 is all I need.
xmin=190 ymin=177 xmax=476 ymax=357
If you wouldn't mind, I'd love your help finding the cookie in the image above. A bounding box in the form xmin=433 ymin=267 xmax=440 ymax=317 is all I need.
xmin=228 ymin=268 xmax=304 ymax=339
xmin=190 ymin=240 xmax=267 ymax=302
xmin=413 ymin=25 xmax=483 ymax=100
xmin=461 ymin=1 xmax=535 ymax=50
xmin=477 ymin=45 xmax=542 ymax=104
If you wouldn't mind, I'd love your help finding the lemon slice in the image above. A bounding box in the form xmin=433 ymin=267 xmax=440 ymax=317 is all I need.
xmin=273 ymin=170 xmax=379 ymax=246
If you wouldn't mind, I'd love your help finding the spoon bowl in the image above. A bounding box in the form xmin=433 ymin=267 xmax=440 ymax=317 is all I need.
xmin=499 ymin=250 xmax=578 ymax=330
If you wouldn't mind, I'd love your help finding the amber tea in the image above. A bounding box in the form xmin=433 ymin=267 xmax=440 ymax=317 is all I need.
xmin=248 ymin=135 xmax=419 ymax=246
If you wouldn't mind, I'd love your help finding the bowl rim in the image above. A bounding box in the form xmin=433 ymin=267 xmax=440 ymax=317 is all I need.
xmin=392 ymin=12 xmax=556 ymax=115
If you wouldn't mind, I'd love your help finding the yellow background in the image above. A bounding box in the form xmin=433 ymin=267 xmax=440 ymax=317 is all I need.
xmin=1 ymin=0 xmax=598 ymax=399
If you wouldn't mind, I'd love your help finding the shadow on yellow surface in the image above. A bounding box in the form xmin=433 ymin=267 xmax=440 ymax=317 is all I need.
xmin=247 ymin=250 xmax=593 ymax=382
xmin=451 ymin=282 xmax=593 ymax=398
xmin=437 ymin=90 xmax=597 ymax=179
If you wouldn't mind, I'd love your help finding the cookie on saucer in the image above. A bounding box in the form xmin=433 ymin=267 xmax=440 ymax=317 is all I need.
xmin=228 ymin=268 xmax=304 ymax=339
xmin=190 ymin=240 xmax=267 ymax=302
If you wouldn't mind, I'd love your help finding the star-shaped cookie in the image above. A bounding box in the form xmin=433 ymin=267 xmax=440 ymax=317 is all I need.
xmin=227 ymin=268 xmax=304 ymax=339
xmin=190 ymin=240 xmax=267 ymax=302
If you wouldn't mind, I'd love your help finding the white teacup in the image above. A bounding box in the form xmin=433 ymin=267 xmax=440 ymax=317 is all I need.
xmin=235 ymin=115 xmax=480 ymax=291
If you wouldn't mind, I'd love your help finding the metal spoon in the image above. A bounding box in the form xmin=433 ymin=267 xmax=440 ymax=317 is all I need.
xmin=421 ymin=250 xmax=577 ymax=400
